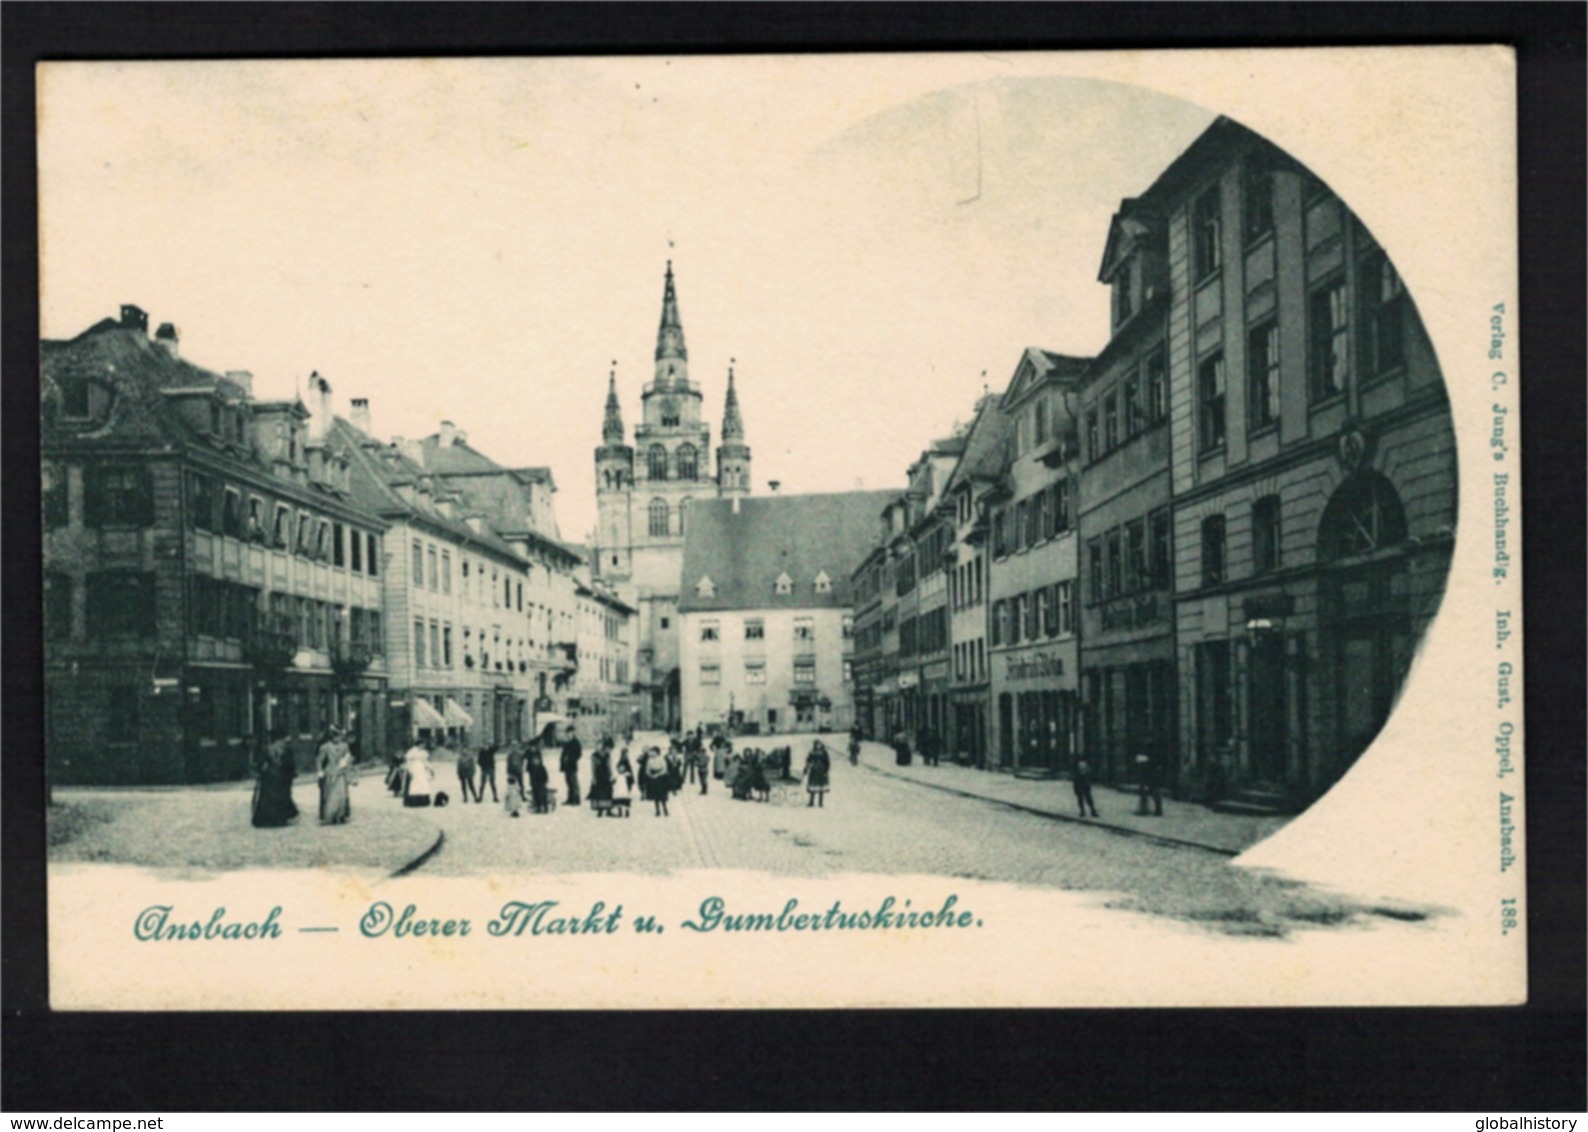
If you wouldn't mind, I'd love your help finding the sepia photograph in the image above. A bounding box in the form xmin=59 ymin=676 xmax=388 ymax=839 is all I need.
xmin=34 ymin=47 xmax=1523 ymax=1012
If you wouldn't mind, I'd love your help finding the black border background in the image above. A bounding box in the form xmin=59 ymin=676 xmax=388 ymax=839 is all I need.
xmin=4 ymin=3 xmax=1583 ymax=1113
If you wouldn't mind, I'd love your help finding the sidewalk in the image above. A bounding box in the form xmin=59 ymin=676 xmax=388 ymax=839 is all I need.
xmin=853 ymin=739 xmax=1291 ymax=856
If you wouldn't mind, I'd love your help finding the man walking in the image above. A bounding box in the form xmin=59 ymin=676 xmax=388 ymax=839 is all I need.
xmin=1072 ymin=757 xmax=1099 ymax=818
xmin=1134 ymin=752 xmax=1163 ymax=817
xmin=476 ymin=742 xmax=499 ymax=803
xmin=456 ymin=741 xmax=480 ymax=803
xmin=561 ymin=726 xmax=583 ymax=806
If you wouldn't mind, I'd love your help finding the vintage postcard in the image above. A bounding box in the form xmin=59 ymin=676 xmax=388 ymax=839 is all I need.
xmin=38 ymin=47 xmax=1522 ymax=1009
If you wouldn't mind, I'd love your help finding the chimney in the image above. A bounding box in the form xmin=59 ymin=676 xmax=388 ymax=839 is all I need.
xmin=350 ymin=398 xmax=372 ymax=435
xmin=439 ymin=420 xmax=456 ymax=447
xmin=120 ymin=305 xmax=148 ymax=333
xmin=394 ymin=437 xmax=424 ymax=466
xmin=225 ymin=370 xmax=254 ymax=395
xmin=307 ymin=371 xmax=333 ymax=443
xmin=154 ymin=322 xmax=179 ymax=359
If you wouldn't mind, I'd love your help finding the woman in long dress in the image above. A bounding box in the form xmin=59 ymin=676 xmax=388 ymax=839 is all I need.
xmin=317 ymin=727 xmax=353 ymax=825
xmin=589 ymin=745 xmax=615 ymax=814
xmin=251 ymin=730 xmax=299 ymax=828
xmin=527 ymin=745 xmax=551 ymax=813
xmin=504 ymin=743 xmax=526 ymax=817
xmin=641 ymin=747 xmax=671 ymax=817
xmin=403 ymin=740 xmax=436 ymax=807
xmin=804 ymin=740 xmax=832 ymax=808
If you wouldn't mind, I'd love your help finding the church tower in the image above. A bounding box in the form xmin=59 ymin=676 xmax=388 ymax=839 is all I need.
xmin=716 ymin=361 xmax=751 ymax=497
xmin=594 ymin=364 xmax=634 ymax=578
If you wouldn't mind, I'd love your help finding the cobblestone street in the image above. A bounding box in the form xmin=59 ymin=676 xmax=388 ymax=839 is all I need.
xmin=396 ymin=735 xmax=1422 ymax=938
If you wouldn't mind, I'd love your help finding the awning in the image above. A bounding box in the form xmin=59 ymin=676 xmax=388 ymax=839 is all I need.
xmin=412 ymin=699 xmax=447 ymax=729
xmin=444 ymin=698 xmax=474 ymax=728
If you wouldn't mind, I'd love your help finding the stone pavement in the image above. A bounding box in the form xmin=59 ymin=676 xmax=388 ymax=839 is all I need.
xmin=850 ymin=737 xmax=1291 ymax=856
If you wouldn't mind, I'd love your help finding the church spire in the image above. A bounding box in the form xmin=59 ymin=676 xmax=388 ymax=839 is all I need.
xmin=653 ymin=260 xmax=688 ymax=388
xmin=722 ymin=360 xmax=745 ymax=441
xmin=602 ymin=362 xmax=624 ymax=443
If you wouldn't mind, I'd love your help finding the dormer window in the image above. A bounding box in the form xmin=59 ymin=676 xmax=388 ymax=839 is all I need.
xmin=1113 ymin=255 xmax=1136 ymax=329
xmin=814 ymin=570 xmax=832 ymax=594
xmin=57 ymin=377 xmax=113 ymax=424
xmin=696 ymin=575 xmax=716 ymax=599
xmin=775 ymin=571 xmax=793 ymax=595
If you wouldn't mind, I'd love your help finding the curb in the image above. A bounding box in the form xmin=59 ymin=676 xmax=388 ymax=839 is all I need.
xmin=861 ymin=761 xmax=1242 ymax=858
xmin=390 ymin=827 xmax=446 ymax=878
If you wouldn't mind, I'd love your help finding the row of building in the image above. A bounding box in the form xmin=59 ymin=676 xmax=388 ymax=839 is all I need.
xmin=843 ymin=117 xmax=1457 ymax=809
xmin=42 ymin=309 xmax=639 ymax=784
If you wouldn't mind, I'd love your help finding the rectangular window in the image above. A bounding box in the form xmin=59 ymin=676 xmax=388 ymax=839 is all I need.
xmin=45 ymin=573 xmax=73 ymax=640
xmin=1106 ymin=529 xmax=1123 ymax=599
xmin=1123 ymin=377 xmax=1142 ymax=438
xmin=443 ymin=624 xmax=453 ymax=668
xmin=1053 ymin=479 xmax=1070 ymax=534
xmin=744 ymin=660 xmax=766 ymax=685
xmin=316 ymin=520 xmax=330 ymax=562
xmin=44 ymin=471 xmax=69 ymax=529
xmin=1033 ymin=398 xmax=1048 ymax=445
xmin=332 ymin=522 xmax=346 ymax=567
xmin=1360 ymin=250 xmax=1407 ymax=378
xmin=1201 ymin=514 xmax=1227 ymax=587
xmin=1086 ymin=410 xmax=1099 ymax=461
xmin=441 ymin=551 xmax=452 ymax=593
xmin=430 ymin=621 xmax=441 ymax=670
xmin=793 ymin=660 xmax=816 ymax=686
xmin=843 ymin=659 xmax=853 ymax=684
xmin=700 ymin=621 xmax=720 ymax=642
xmin=1145 ymin=349 xmax=1168 ymax=424
xmin=700 ymin=661 xmax=720 ymax=685
xmin=1243 ymin=154 xmax=1276 ymax=245
xmin=222 ymin=489 xmax=244 ymax=539
xmin=1056 ymin=580 xmax=1074 ymax=636
xmin=1114 ymin=261 xmax=1135 ymax=328
xmin=992 ymin=509 xmax=1008 ymax=558
xmin=414 ymin=619 xmax=426 ymax=667
xmin=1150 ymin=510 xmax=1172 ymax=590
xmin=1037 ymin=586 xmax=1053 ymax=637
xmin=1253 ymin=495 xmax=1282 ymax=574
xmin=273 ymin=505 xmax=292 ymax=549
xmin=1193 ymin=184 xmax=1222 ymax=280
xmin=1015 ymin=500 xmax=1030 ymax=550
xmin=1103 ymin=392 xmax=1119 ymax=452
xmin=88 ymin=465 xmax=153 ymax=528
xmin=1198 ymin=353 xmax=1227 ymax=452
xmin=88 ymin=571 xmax=155 ymax=637
xmin=1088 ymin=539 xmax=1104 ymax=606
xmin=1247 ymin=320 xmax=1281 ymax=430
xmin=427 ymin=547 xmax=439 ymax=592
xmin=742 ymin=618 xmax=765 ymax=641
xmin=296 ymin=511 xmax=314 ymax=556
xmin=367 ymin=534 xmax=379 ymax=577
xmin=186 ymin=472 xmax=214 ymax=531
xmin=1309 ymin=277 xmax=1350 ymax=402
xmin=990 ymin=600 xmax=1004 ymax=647
xmin=842 ymin=615 xmax=854 ymax=640
xmin=794 ymin=617 xmax=815 ymax=643
xmin=1126 ymin=519 xmax=1147 ymax=595
xmin=350 ymin=527 xmax=363 ymax=572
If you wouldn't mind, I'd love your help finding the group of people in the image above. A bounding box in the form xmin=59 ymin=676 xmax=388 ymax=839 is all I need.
xmin=250 ymin=726 xmax=356 ymax=829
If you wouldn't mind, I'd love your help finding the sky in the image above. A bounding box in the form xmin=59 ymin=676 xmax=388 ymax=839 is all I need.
xmin=38 ymin=56 xmax=1218 ymax=541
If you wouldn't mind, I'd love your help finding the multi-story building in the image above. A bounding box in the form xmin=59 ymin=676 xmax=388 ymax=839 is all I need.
xmin=42 ymin=306 xmax=389 ymax=783
xmin=984 ymin=349 xmax=1089 ymax=771
xmin=1150 ymin=117 xmax=1456 ymax=805
xmin=410 ymin=420 xmax=583 ymax=731
xmin=1076 ymin=194 xmax=1179 ymax=787
xmin=939 ymin=394 xmax=1011 ymax=767
xmin=571 ymin=569 xmax=637 ymax=742
xmin=329 ymin=413 xmax=540 ymax=750
xmin=677 ymin=491 xmax=897 ymax=735
xmin=592 ymin=262 xmax=751 ymax=731
xmin=847 ymin=536 xmax=889 ymax=740
xmin=896 ymin=437 xmax=964 ymax=746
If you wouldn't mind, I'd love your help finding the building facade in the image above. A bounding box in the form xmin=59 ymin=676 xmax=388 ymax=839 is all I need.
xmin=677 ymin=492 xmax=896 ymax=736
xmin=42 ymin=307 xmax=389 ymax=784
xmin=571 ymin=572 xmax=638 ymax=743
xmin=1154 ymin=119 xmax=1456 ymax=805
xmin=896 ymin=438 xmax=964 ymax=746
xmin=592 ymin=262 xmax=751 ymax=731
xmin=985 ymin=350 xmax=1089 ymax=771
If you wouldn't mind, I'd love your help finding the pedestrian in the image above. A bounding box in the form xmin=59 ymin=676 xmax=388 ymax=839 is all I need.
xmin=504 ymin=742 xmax=525 ymax=817
xmin=527 ymin=746 xmax=551 ymax=813
xmin=589 ymin=745 xmax=615 ymax=815
xmin=641 ymin=747 xmax=671 ymax=816
xmin=694 ymin=743 xmax=709 ymax=795
xmin=251 ymin=729 xmax=299 ymax=828
xmin=804 ymin=740 xmax=831 ymax=808
xmin=403 ymin=739 xmax=436 ymax=808
xmin=316 ymin=726 xmax=353 ymax=825
xmin=848 ymin=733 xmax=861 ymax=767
xmin=1134 ymin=752 xmax=1163 ymax=817
xmin=892 ymin=730 xmax=913 ymax=768
xmin=711 ymin=734 xmax=729 ymax=780
xmin=616 ymin=746 xmax=635 ymax=794
xmin=475 ymin=743 xmax=499 ymax=803
xmin=560 ymin=727 xmax=583 ymax=806
xmin=921 ymin=728 xmax=941 ymax=767
xmin=665 ymin=745 xmax=685 ymax=796
xmin=456 ymin=742 xmax=479 ymax=804
xmin=1072 ymin=756 xmax=1099 ymax=818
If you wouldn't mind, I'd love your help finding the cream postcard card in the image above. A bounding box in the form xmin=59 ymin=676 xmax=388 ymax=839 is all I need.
xmin=38 ymin=47 xmax=1522 ymax=1009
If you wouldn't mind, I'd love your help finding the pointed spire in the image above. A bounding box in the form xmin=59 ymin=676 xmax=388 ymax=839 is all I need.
xmin=722 ymin=359 xmax=745 ymax=440
xmin=654 ymin=259 xmax=688 ymax=371
xmin=602 ymin=361 xmax=625 ymax=443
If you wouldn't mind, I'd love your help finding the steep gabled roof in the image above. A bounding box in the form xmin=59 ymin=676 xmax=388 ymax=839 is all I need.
xmin=678 ymin=490 xmax=902 ymax=613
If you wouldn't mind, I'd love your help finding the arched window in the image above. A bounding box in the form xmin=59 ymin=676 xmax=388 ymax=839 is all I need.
xmin=648 ymin=498 xmax=670 ymax=538
xmin=676 ymin=444 xmax=698 ymax=480
xmin=1318 ymin=472 xmax=1407 ymax=561
xmin=647 ymin=445 xmax=668 ymax=481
